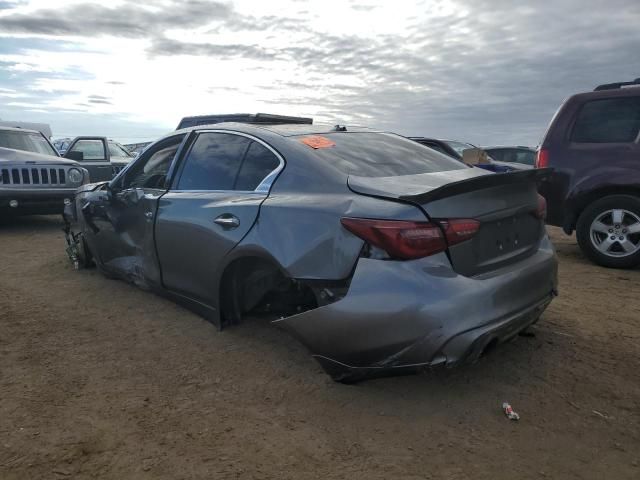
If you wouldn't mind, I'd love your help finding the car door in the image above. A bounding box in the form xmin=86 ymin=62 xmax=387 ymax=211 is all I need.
xmin=86 ymin=134 xmax=187 ymax=286
xmin=155 ymin=130 xmax=283 ymax=305
xmin=65 ymin=138 xmax=112 ymax=181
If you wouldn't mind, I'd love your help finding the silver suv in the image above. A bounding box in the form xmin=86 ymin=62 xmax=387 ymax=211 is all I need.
xmin=0 ymin=127 xmax=88 ymax=215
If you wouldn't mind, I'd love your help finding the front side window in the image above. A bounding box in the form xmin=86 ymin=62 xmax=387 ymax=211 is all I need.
xmin=69 ymin=139 xmax=106 ymax=161
xmin=122 ymin=136 xmax=184 ymax=189
xmin=571 ymin=97 xmax=640 ymax=143
xmin=177 ymin=133 xmax=251 ymax=190
xmin=0 ymin=130 xmax=58 ymax=156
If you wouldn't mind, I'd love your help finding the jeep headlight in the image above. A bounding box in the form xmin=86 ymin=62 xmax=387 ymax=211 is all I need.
xmin=68 ymin=167 xmax=83 ymax=185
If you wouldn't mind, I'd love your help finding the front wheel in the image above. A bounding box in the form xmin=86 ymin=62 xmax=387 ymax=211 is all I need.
xmin=576 ymin=195 xmax=640 ymax=269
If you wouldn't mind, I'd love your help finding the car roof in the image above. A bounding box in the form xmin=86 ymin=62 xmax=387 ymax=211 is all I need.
xmin=0 ymin=126 xmax=43 ymax=135
xmin=570 ymin=85 xmax=640 ymax=102
xmin=173 ymin=122 xmax=381 ymax=138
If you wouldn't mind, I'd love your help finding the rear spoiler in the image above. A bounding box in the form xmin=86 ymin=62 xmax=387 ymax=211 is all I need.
xmin=400 ymin=168 xmax=553 ymax=204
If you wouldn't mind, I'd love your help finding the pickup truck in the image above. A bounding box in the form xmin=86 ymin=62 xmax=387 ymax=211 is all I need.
xmin=62 ymin=136 xmax=134 ymax=182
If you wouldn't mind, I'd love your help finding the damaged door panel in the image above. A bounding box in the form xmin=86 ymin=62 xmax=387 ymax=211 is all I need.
xmin=155 ymin=131 xmax=281 ymax=304
xmin=155 ymin=191 xmax=267 ymax=302
xmin=81 ymin=134 xmax=187 ymax=286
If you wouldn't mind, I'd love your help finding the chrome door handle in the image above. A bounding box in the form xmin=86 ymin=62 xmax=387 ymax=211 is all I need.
xmin=214 ymin=214 xmax=240 ymax=228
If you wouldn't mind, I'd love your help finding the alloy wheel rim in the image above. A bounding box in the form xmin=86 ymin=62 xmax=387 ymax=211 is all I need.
xmin=590 ymin=209 xmax=640 ymax=258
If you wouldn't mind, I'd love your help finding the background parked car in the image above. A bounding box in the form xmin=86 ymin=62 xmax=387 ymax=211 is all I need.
xmin=537 ymin=78 xmax=640 ymax=268
xmin=63 ymin=136 xmax=134 ymax=181
xmin=483 ymin=146 xmax=535 ymax=169
xmin=409 ymin=137 xmax=516 ymax=172
xmin=64 ymin=122 xmax=557 ymax=382
xmin=0 ymin=126 xmax=88 ymax=215
xmin=53 ymin=137 xmax=73 ymax=155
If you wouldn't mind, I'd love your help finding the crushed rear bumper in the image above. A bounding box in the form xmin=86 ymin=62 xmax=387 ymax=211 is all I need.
xmin=274 ymin=235 xmax=558 ymax=378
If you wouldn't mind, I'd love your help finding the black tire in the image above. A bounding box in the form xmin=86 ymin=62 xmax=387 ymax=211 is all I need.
xmin=576 ymin=195 xmax=640 ymax=269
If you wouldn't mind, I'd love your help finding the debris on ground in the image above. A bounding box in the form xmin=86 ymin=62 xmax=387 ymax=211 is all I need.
xmin=503 ymin=402 xmax=520 ymax=421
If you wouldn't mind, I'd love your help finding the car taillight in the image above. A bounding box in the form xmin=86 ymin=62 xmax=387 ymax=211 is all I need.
xmin=535 ymin=194 xmax=547 ymax=220
xmin=340 ymin=217 xmax=479 ymax=260
xmin=535 ymin=148 xmax=549 ymax=168
xmin=438 ymin=219 xmax=481 ymax=246
xmin=341 ymin=218 xmax=446 ymax=259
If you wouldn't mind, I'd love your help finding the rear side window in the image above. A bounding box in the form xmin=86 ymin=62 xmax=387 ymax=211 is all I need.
xmin=571 ymin=97 xmax=640 ymax=143
xmin=177 ymin=133 xmax=250 ymax=190
xmin=235 ymin=142 xmax=280 ymax=190
xmin=298 ymin=133 xmax=465 ymax=177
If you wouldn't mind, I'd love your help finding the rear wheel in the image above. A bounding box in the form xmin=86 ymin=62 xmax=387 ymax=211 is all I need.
xmin=576 ymin=195 xmax=640 ymax=269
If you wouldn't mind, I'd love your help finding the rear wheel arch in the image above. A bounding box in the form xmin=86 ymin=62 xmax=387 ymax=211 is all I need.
xmin=218 ymin=253 xmax=320 ymax=327
xmin=566 ymin=186 xmax=640 ymax=232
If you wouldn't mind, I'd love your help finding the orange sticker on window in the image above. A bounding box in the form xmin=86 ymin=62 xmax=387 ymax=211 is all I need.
xmin=300 ymin=135 xmax=336 ymax=149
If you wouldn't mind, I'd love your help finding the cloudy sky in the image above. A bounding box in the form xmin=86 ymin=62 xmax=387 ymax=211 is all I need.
xmin=0 ymin=0 xmax=638 ymax=145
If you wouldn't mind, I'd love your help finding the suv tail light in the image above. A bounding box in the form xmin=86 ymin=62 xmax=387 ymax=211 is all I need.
xmin=535 ymin=194 xmax=547 ymax=220
xmin=535 ymin=148 xmax=549 ymax=168
xmin=340 ymin=217 xmax=479 ymax=260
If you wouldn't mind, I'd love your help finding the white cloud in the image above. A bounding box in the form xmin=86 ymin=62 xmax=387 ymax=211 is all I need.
xmin=0 ymin=0 xmax=638 ymax=144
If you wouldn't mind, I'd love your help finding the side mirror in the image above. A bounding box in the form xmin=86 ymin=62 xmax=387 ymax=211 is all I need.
xmin=65 ymin=150 xmax=84 ymax=161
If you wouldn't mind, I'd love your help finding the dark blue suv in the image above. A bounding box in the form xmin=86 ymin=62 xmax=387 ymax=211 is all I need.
xmin=537 ymin=78 xmax=640 ymax=268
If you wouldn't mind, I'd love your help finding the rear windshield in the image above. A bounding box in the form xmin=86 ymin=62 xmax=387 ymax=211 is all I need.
xmin=298 ymin=133 xmax=466 ymax=177
xmin=0 ymin=130 xmax=57 ymax=156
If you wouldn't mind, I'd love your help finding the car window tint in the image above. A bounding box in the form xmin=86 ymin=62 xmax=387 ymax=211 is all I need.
xmin=515 ymin=149 xmax=535 ymax=165
xmin=571 ymin=97 xmax=640 ymax=143
xmin=70 ymin=140 xmax=106 ymax=161
xmin=178 ymin=133 xmax=250 ymax=190
xmin=108 ymin=142 xmax=132 ymax=159
xmin=300 ymin=133 xmax=465 ymax=177
xmin=486 ymin=149 xmax=504 ymax=161
xmin=235 ymin=141 xmax=280 ymax=190
xmin=444 ymin=141 xmax=474 ymax=156
xmin=424 ymin=142 xmax=450 ymax=156
xmin=123 ymin=142 xmax=181 ymax=189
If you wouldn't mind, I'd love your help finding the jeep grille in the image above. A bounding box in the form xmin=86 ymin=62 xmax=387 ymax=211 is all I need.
xmin=1 ymin=167 xmax=68 ymax=186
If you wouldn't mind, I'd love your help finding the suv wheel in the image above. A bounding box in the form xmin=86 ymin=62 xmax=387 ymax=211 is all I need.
xmin=576 ymin=195 xmax=640 ymax=268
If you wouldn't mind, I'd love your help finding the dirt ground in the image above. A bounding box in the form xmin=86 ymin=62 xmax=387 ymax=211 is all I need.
xmin=0 ymin=215 xmax=638 ymax=480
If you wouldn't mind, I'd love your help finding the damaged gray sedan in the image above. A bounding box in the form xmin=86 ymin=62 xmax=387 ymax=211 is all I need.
xmin=64 ymin=123 xmax=558 ymax=382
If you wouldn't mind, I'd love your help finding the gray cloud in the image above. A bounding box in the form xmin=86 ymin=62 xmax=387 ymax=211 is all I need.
xmin=2 ymin=0 xmax=640 ymax=144
xmin=147 ymin=36 xmax=278 ymax=61
xmin=0 ymin=0 xmax=232 ymax=37
xmin=87 ymin=98 xmax=112 ymax=105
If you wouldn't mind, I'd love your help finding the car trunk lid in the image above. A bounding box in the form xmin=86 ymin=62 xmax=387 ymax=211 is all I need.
xmin=347 ymin=168 xmax=551 ymax=276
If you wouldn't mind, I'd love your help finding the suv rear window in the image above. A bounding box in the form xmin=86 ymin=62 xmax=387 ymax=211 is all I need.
xmin=571 ymin=97 xmax=640 ymax=143
xmin=300 ymin=133 xmax=465 ymax=177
